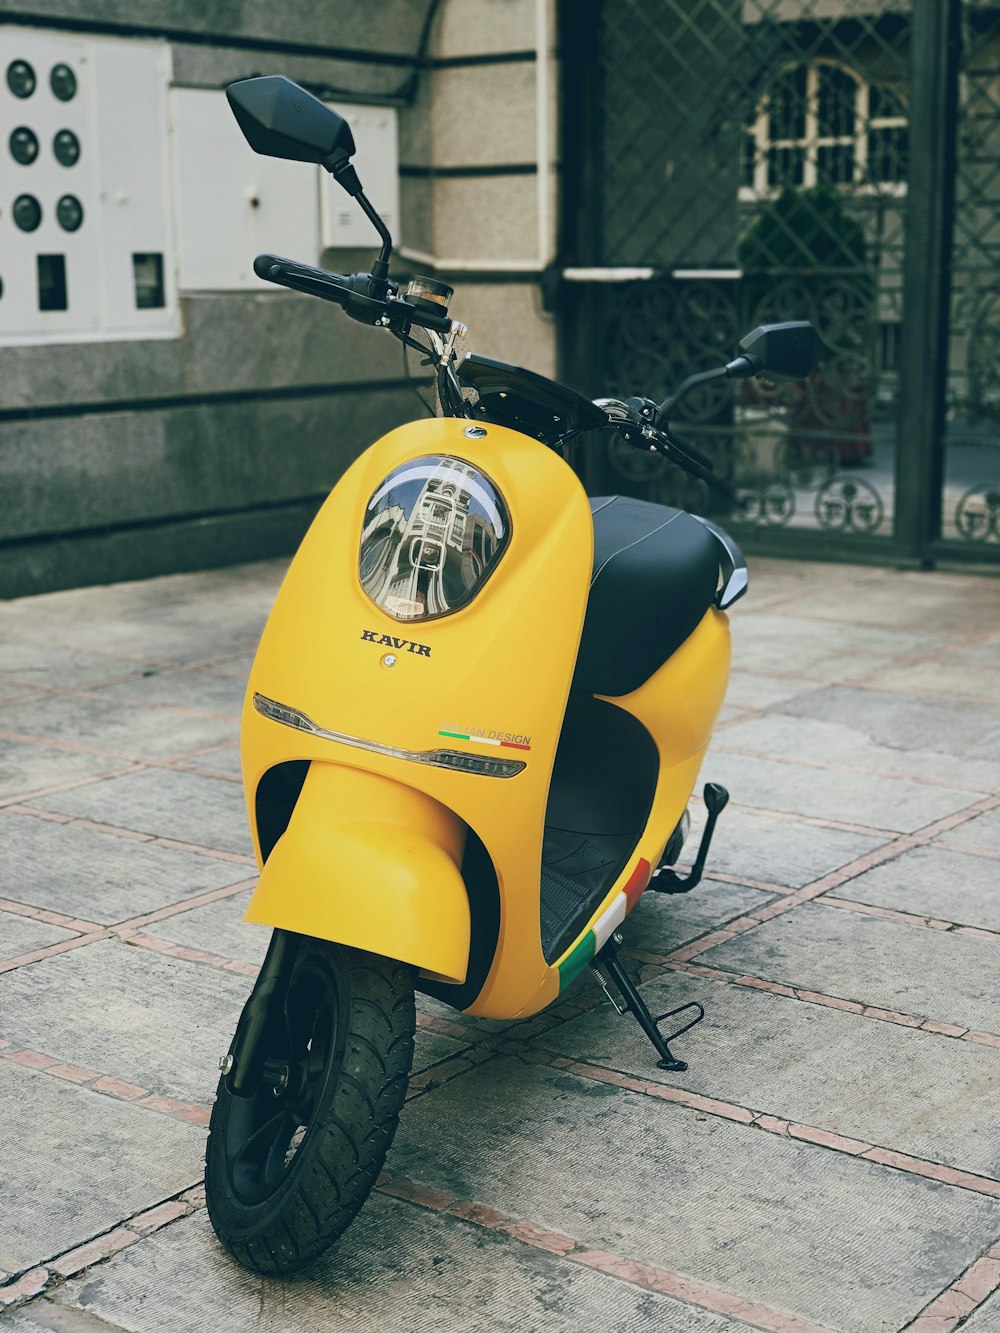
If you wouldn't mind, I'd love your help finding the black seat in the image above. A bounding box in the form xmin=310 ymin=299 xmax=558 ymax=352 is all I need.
xmin=573 ymin=496 xmax=721 ymax=696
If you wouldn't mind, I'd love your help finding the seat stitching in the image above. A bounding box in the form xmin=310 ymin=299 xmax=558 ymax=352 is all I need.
xmin=590 ymin=512 xmax=681 ymax=589
xmin=589 ymin=496 xmax=617 ymax=518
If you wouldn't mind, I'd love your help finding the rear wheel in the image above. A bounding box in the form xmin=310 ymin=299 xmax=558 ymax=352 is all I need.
xmin=205 ymin=938 xmax=415 ymax=1274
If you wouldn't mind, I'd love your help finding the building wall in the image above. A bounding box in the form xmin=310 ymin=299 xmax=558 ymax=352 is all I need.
xmin=0 ymin=0 xmax=557 ymax=596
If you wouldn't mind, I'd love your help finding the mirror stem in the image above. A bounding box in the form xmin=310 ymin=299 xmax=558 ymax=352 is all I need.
xmin=330 ymin=161 xmax=393 ymax=289
xmin=657 ymin=363 xmax=731 ymax=420
xmin=357 ymin=193 xmax=393 ymax=285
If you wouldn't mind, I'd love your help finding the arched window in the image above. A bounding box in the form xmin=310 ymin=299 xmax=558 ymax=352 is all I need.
xmin=740 ymin=61 xmax=908 ymax=197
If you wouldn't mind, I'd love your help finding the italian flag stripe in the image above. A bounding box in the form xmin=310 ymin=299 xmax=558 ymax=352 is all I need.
xmin=438 ymin=730 xmax=530 ymax=751
xmin=623 ymin=859 xmax=652 ymax=913
xmin=556 ymin=857 xmax=653 ymax=994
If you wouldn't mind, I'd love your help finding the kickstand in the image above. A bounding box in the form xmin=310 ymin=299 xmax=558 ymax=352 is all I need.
xmin=591 ymin=935 xmax=704 ymax=1072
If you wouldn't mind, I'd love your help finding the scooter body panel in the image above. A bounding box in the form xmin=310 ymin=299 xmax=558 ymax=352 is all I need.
xmin=245 ymin=763 xmax=472 ymax=981
xmin=512 ymin=605 xmax=732 ymax=1014
xmin=241 ymin=416 xmax=594 ymax=1013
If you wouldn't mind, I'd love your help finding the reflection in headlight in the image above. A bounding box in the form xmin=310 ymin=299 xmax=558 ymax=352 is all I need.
xmin=359 ymin=455 xmax=510 ymax=622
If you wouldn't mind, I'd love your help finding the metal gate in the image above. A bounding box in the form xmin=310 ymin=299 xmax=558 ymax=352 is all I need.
xmin=558 ymin=0 xmax=1000 ymax=566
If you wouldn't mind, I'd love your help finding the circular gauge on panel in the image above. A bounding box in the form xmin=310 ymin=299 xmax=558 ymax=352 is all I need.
xmin=6 ymin=60 xmax=36 ymax=98
xmin=53 ymin=129 xmax=81 ymax=167
xmin=12 ymin=194 xmax=42 ymax=232
xmin=9 ymin=127 xmax=39 ymax=165
xmin=50 ymin=63 xmax=77 ymax=101
xmin=56 ymin=194 xmax=84 ymax=232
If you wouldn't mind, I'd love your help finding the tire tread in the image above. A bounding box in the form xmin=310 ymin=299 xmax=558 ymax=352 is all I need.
xmin=206 ymin=944 xmax=415 ymax=1275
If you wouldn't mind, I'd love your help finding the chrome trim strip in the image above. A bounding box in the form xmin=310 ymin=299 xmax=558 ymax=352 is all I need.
xmin=253 ymin=693 xmax=526 ymax=779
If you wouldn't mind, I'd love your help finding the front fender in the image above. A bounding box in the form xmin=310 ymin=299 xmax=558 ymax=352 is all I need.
xmin=244 ymin=762 xmax=471 ymax=983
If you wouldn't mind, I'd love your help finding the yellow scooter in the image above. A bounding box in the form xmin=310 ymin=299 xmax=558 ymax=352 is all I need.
xmin=204 ymin=77 xmax=819 ymax=1274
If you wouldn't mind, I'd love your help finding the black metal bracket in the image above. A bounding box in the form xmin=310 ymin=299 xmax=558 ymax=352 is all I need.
xmin=651 ymin=782 xmax=729 ymax=895
xmin=591 ymin=936 xmax=704 ymax=1071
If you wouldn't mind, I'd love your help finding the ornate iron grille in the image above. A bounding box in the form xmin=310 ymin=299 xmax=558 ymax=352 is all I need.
xmin=945 ymin=3 xmax=1000 ymax=548
xmin=577 ymin=0 xmax=913 ymax=545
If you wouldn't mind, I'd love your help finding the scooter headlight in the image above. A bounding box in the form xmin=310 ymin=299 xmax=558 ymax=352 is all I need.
xmin=359 ymin=454 xmax=510 ymax=622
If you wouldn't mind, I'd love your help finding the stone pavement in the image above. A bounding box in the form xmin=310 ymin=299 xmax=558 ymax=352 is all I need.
xmin=1 ymin=556 xmax=999 ymax=1333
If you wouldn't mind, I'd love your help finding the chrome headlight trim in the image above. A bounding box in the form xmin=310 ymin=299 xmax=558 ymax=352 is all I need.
xmin=359 ymin=454 xmax=511 ymax=624
xmin=253 ymin=693 xmax=526 ymax=779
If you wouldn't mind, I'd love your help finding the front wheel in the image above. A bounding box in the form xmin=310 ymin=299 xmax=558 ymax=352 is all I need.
xmin=205 ymin=937 xmax=415 ymax=1274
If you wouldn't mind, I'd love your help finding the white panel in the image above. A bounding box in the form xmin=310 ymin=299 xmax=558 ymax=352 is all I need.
xmin=171 ymin=87 xmax=320 ymax=291
xmin=320 ymin=102 xmax=399 ymax=249
xmin=0 ymin=30 xmax=101 ymax=339
xmin=93 ymin=39 xmax=176 ymax=333
xmin=0 ymin=26 xmax=178 ymax=344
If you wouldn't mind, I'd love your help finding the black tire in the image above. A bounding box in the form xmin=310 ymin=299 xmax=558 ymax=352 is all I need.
xmin=205 ymin=937 xmax=415 ymax=1274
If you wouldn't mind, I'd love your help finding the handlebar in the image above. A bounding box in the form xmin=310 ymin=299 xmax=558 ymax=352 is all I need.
xmin=253 ymin=253 xmax=454 ymax=334
xmin=254 ymin=254 xmax=350 ymax=301
xmin=595 ymin=395 xmax=716 ymax=483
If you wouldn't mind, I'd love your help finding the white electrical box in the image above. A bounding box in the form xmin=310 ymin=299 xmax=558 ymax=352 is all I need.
xmin=0 ymin=28 xmax=177 ymax=344
xmin=320 ymin=102 xmax=399 ymax=250
xmin=172 ymin=89 xmax=399 ymax=292
xmin=171 ymin=87 xmax=321 ymax=291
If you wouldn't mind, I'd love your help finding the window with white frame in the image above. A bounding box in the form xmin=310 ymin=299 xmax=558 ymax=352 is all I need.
xmin=740 ymin=60 xmax=908 ymax=198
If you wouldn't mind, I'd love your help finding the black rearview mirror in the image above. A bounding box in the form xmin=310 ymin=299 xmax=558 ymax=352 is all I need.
xmin=226 ymin=75 xmax=355 ymax=171
xmin=737 ymin=321 xmax=820 ymax=381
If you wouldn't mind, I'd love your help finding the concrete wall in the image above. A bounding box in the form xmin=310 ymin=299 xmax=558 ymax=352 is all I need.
xmin=0 ymin=0 xmax=558 ymax=596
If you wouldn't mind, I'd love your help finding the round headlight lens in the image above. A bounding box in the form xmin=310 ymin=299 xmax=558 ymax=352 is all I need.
xmin=359 ymin=455 xmax=510 ymax=622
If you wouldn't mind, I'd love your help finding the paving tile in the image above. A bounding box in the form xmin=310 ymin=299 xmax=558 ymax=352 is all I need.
xmin=198 ymin=652 xmax=257 ymax=679
xmin=47 ymin=1203 xmax=758 ymax=1333
xmin=412 ymin=1028 xmax=471 ymax=1074
xmin=31 ymin=769 xmax=252 ymax=856
xmin=622 ymin=879 xmax=777 ymax=955
xmin=702 ymin=902 xmax=1000 ymax=1033
xmin=712 ymin=712 xmax=1000 ymax=793
xmin=390 ymin=1056 xmax=1000 ymax=1333
xmin=0 ymin=1059 xmax=202 ymax=1274
xmin=542 ymin=971 xmax=1000 ymax=1177
xmin=176 ymin=745 xmax=242 ymax=779
xmin=966 ymin=1290 xmax=1000 ymax=1331
xmin=0 ymin=911 xmax=77 ymax=961
xmin=715 ymin=704 xmax=751 ymax=726
xmin=0 ymin=645 xmax=148 ymax=691
xmin=829 ymin=845 xmax=1000 ymax=933
xmin=0 ymin=695 xmax=235 ymax=762
xmin=0 ymin=739 xmax=125 ymax=803
xmin=867 ymin=657 xmax=1000 ymax=704
xmin=682 ymin=802 xmax=887 ymax=888
xmin=723 ymin=670 xmax=820 ymax=710
xmin=706 ymin=751 xmax=980 ymax=833
xmin=956 ymin=638 xmax=1000 ymax=666
xmin=939 ymin=808 xmax=1000 ymax=854
xmin=728 ymin=611 xmax=939 ymax=680
xmin=777 ymin=571 xmax=1000 ymax=634
xmin=0 ymin=677 xmax=48 ymax=706
xmin=91 ymin=667 xmax=248 ymax=717
xmin=0 ymin=938 xmax=249 ymax=1104
xmin=0 ymin=812 xmax=248 ymax=923
xmin=0 ymin=566 xmax=278 ymax=664
xmin=776 ymin=685 xmax=1000 ymax=763
xmin=147 ymin=892 xmax=266 ymax=963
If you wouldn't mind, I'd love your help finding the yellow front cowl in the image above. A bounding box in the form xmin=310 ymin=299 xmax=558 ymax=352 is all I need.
xmin=240 ymin=417 xmax=594 ymax=1018
xmin=245 ymin=762 xmax=471 ymax=982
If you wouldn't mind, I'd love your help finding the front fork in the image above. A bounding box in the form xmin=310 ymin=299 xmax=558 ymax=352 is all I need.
xmin=219 ymin=929 xmax=299 ymax=1097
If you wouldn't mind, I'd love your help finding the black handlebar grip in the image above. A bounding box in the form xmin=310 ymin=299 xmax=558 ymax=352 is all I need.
xmin=253 ymin=253 xmax=284 ymax=281
xmin=253 ymin=253 xmax=349 ymax=291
